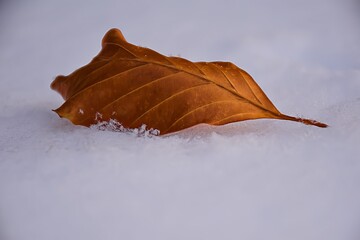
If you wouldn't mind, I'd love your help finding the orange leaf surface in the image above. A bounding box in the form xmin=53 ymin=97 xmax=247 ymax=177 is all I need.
xmin=51 ymin=28 xmax=327 ymax=135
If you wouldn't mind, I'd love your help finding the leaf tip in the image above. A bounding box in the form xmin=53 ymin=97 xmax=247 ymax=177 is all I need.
xmin=102 ymin=28 xmax=126 ymax=47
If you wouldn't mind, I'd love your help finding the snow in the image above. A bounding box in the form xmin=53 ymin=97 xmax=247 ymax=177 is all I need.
xmin=1 ymin=0 xmax=360 ymax=239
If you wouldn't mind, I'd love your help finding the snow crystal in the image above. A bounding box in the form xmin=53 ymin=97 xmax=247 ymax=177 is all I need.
xmin=91 ymin=119 xmax=160 ymax=137
xmin=94 ymin=112 xmax=103 ymax=121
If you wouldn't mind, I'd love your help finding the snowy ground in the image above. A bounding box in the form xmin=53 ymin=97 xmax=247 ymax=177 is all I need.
xmin=1 ymin=0 xmax=360 ymax=239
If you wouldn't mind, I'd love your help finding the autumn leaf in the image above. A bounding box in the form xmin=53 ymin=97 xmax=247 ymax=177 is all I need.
xmin=50 ymin=28 xmax=327 ymax=135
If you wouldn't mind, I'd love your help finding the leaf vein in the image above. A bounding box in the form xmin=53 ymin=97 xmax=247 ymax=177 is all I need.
xmin=66 ymin=63 xmax=148 ymax=103
xmin=130 ymin=83 xmax=209 ymax=126
xmin=98 ymin=72 xmax=183 ymax=115
xmin=210 ymin=62 xmax=237 ymax=92
xmin=166 ymin=100 xmax=240 ymax=132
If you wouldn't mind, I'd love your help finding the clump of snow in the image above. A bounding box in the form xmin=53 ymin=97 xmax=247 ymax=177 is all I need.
xmin=1 ymin=0 xmax=360 ymax=240
xmin=91 ymin=119 xmax=160 ymax=137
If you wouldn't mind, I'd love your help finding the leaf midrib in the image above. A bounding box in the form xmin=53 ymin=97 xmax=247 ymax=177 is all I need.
xmin=104 ymin=42 xmax=281 ymax=117
xmin=108 ymin=57 xmax=281 ymax=119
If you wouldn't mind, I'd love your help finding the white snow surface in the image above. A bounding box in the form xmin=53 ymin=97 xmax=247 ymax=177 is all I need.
xmin=1 ymin=0 xmax=360 ymax=239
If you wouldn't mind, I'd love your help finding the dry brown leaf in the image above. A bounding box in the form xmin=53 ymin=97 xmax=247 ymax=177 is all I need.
xmin=51 ymin=28 xmax=327 ymax=135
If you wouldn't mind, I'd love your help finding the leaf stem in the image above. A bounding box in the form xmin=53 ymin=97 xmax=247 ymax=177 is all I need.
xmin=279 ymin=114 xmax=328 ymax=128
